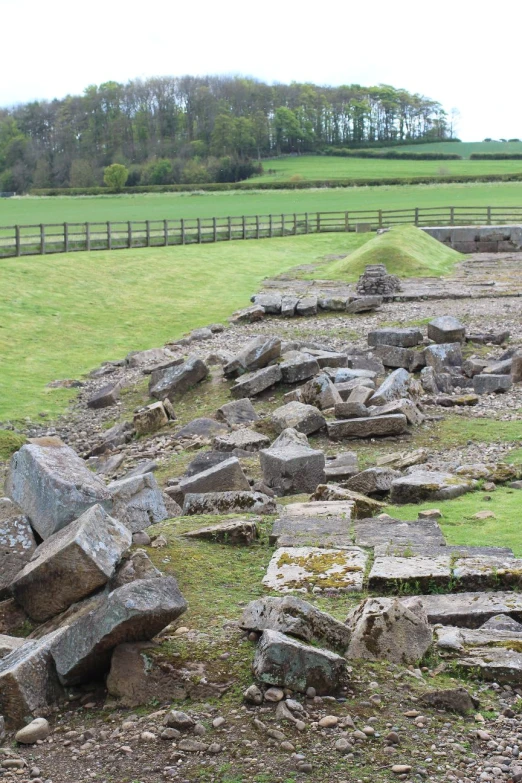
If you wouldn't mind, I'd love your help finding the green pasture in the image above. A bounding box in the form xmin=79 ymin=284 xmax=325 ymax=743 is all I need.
xmin=2 ymin=181 xmax=522 ymax=227
xmin=254 ymin=155 xmax=522 ymax=183
xmin=375 ymin=140 xmax=522 ymax=158
xmin=0 ymin=233 xmax=370 ymax=422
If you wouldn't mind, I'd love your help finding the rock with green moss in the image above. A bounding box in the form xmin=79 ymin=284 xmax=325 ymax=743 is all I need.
xmin=253 ymin=629 xmax=348 ymax=694
xmin=389 ymin=470 xmax=475 ymax=505
xmin=182 ymin=490 xmax=276 ymax=516
xmin=263 ymin=546 xmax=368 ymax=593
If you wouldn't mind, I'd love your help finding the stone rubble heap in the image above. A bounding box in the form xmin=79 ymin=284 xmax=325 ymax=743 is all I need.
xmin=355 ymin=263 xmax=402 ymax=297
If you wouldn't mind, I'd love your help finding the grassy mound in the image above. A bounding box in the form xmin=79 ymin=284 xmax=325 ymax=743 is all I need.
xmin=319 ymin=224 xmax=463 ymax=280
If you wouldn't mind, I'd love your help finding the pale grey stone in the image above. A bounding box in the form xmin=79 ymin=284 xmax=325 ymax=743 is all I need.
xmin=369 ymin=368 xmax=412 ymax=406
xmin=263 ymin=546 xmax=367 ymax=592
xmin=389 ymin=470 xmax=474 ymax=504
xmin=213 ymin=429 xmax=270 ymax=453
xmin=133 ymin=402 xmax=169 ymax=435
xmin=182 ymin=491 xmax=276 ymax=516
xmin=271 ymin=401 xmax=326 ymax=435
xmin=231 ymin=365 xmax=282 ymax=398
xmin=368 ymin=554 xmax=452 ymax=591
xmin=260 ymin=428 xmax=325 ymax=495
xmin=424 ymin=343 xmax=463 ymax=373
xmin=327 ymin=414 xmax=408 ymax=440
xmin=223 ymin=336 xmax=281 ymax=378
xmin=428 ymin=316 xmax=466 ymax=344
xmin=178 ymin=456 xmax=250 ymax=495
xmin=0 ymin=498 xmax=37 ymax=597
xmin=216 ymin=398 xmax=259 ymax=425
xmin=345 ymin=467 xmax=401 ymax=496
xmin=149 ymin=356 xmax=209 ymax=400
xmin=473 ymin=374 xmax=512 ymax=394
xmin=402 ymin=591 xmax=522 ymax=628
xmin=183 ymin=519 xmax=258 ymax=545
xmin=368 ymin=328 xmax=423 ymax=348
xmin=280 ymin=351 xmax=320 ymax=384
xmin=108 ymin=472 xmax=168 ymax=532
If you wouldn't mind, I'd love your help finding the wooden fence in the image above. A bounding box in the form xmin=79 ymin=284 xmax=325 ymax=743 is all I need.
xmin=1 ymin=205 xmax=522 ymax=258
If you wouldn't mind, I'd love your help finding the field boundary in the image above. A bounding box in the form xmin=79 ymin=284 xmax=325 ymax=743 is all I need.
xmin=1 ymin=206 xmax=522 ymax=259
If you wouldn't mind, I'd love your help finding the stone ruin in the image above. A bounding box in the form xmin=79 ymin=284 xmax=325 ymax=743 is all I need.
xmin=355 ymin=263 xmax=402 ymax=297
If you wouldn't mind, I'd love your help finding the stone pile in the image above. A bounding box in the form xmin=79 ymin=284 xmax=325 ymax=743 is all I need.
xmin=0 ymin=437 xmax=188 ymax=728
xmin=355 ymin=263 xmax=402 ymax=297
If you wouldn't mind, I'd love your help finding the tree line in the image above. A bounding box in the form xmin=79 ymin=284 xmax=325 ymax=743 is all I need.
xmin=0 ymin=76 xmax=453 ymax=192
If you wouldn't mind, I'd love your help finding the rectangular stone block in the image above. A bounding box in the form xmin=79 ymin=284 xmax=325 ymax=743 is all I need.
xmin=230 ymin=365 xmax=282 ymax=398
xmin=263 ymin=547 xmax=368 ymax=593
xmin=327 ymin=414 xmax=408 ymax=440
xmin=452 ymin=556 xmax=522 ymax=591
xmin=368 ymin=328 xmax=423 ymax=348
xmin=368 ymin=555 xmax=451 ymax=592
xmin=0 ymin=498 xmax=37 ymax=598
xmin=178 ymin=457 xmax=250 ymax=496
xmin=402 ymin=591 xmax=522 ymax=628
xmin=270 ymin=514 xmax=352 ymax=547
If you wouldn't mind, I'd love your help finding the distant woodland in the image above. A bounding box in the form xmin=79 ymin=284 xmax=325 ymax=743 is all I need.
xmin=0 ymin=76 xmax=453 ymax=191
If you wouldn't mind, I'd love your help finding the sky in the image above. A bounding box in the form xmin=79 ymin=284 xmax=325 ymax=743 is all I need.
xmin=1 ymin=0 xmax=520 ymax=141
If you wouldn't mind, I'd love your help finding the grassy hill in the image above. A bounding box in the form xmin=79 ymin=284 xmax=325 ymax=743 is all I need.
xmin=376 ymin=140 xmax=522 ymax=158
xmin=317 ymin=225 xmax=462 ymax=280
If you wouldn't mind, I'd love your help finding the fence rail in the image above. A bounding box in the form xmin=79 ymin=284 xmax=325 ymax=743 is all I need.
xmin=1 ymin=206 xmax=522 ymax=258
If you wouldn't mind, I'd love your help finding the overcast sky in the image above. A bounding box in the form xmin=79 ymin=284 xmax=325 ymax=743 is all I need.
xmin=2 ymin=0 xmax=519 ymax=141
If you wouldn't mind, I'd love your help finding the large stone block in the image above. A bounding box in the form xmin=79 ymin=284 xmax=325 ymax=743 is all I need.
xmin=403 ymin=591 xmax=522 ymax=628
xmin=311 ymin=484 xmax=385 ymax=518
xmin=425 ymin=343 xmax=463 ymax=373
xmin=260 ymin=428 xmax=325 ymax=495
xmin=51 ymin=577 xmax=187 ymax=685
xmin=178 ymin=457 xmax=250 ymax=496
xmin=182 ymin=491 xmax=276 ymax=516
xmin=327 ymin=414 xmax=408 ymax=440
xmin=335 ymin=378 xmax=375 ymax=400
xmin=11 ymin=504 xmax=131 ymax=622
xmin=300 ymin=373 xmax=343 ymax=410
xmin=368 ymin=328 xmax=423 ymax=348
xmin=241 ymin=596 xmax=351 ymax=652
xmin=253 ymin=629 xmax=348 ymax=694
xmin=280 ymin=351 xmax=320 ymax=384
xmin=306 ymin=350 xmax=348 ymax=368
xmin=270 ymin=513 xmax=353 ymax=548
xmin=0 ymin=630 xmax=66 ymax=727
xmin=223 ymin=336 xmax=281 ymax=378
xmin=373 ymin=344 xmax=413 ymax=369
xmin=216 ymin=398 xmax=259 ymax=425
xmin=263 ymin=547 xmax=367 ymax=592
xmin=428 ymin=316 xmax=466 ymax=344
xmin=346 ymin=597 xmax=432 ymax=664
xmin=0 ymin=498 xmax=37 ymax=597
xmin=473 ymin=374 xmax=512 ymax=394
xmin=133 ymin=402 xmax=169 ymax=435
xmin=6 ymin=438 xmax=113 ymax=540
xmin=149 ymin=356 xmax=209 ymax=401
xmin=345 ymin=467 xmax=401 ymax=496
xmin=182 ymin=518 xmax=258 ymax=545
xmin=346 ymin=295 xmax=382 ymax=313
xmin=389 ymin=470 xmax=474 ymax=504
xmin=252 ymin=293 xmax=282 ymax=313
xmin=368 ymin=554 xmax=451 ymax=592
xmin=324 ymin=452 xmax=359 ymax=481
xmin=368 ymin=398 xmax=424 ymax=425
xmin=369 ymin=368 xmax=412 ymax=406
xmin=296 ymin=295 xmax=318 ymax=316
xmin=231 ymin=365 xmax=282 ymax=398
xmin=271 ymin=401 xmax=326 ymax=435
xmin=213 ymin=429 xmax=270 ymax=453
xmin=108 ymin=472 xmax=169 ymax=532
xmin=173 ymin=417 xmax=227 ymax=440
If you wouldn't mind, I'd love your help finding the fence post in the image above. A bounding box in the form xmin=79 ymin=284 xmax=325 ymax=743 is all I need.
xmin=293 ymin=213 xmax=297 ymax=235
xmin=281 ymin=214 xmax=285 ymax=237
xmin=213 ymin=217 xmax=217 ymax=242
xmin=64 ymin=222 xmax=69 ymax=252
xmin=344 ymin=211 xmax=349 ymax=232
xmin=256 ymin=215 xmax=260 ymax=239
xmin=197 ymin=218 xmax=202 ymax=244
xmin=128 ymin=221 xmax=132 ymax=248
xmin=181 ymin=219 xmax=185 ymax=245
xmin=450 ymin=207 xmax=455 ymax=226
xmin=40 ymin=224 xmax=45 ymax=255
xmin=146 ymin=220 xmax=151 ymax=247
xmin=487 ymin=206 xmax=492 ymax=225
xmin=107 ymin=221 xmax=112 ymax=250
xmin=269 ymin=215 xmax=273 ymax=238
xmin=242 ymin=215 xmax=246 ymax=240
xmin=228 ymin=216 xmax=232 ymax=240
xmin=316 ymin=213 xmax=321 ymax=233
xmin=414 ymin=207 xmax=419 ymax=226
xmin=305 ymin=213 xmax=309 ymax=234
xmin=15 ymin=225 xmax=21 ymax=257
xmin=163 ymin=219 xmax=168 ymax=246
xmin=378 ymin=210 xmax=383 ymax=229
xmin=86 ymin=223 xmax=91 ymax=251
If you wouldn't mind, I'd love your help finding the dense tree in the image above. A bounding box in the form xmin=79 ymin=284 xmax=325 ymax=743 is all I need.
xmin=0 ymin=75 xmax=451 ymax=191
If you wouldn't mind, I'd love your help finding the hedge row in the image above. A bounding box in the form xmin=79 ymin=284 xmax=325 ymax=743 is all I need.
xmin=470 ymin=153 xmax=522 ymax=160
xmin=322 ymin=147 xmax=462 ymax=160
xmin=29 ymin=171 xmax=522 ymax=197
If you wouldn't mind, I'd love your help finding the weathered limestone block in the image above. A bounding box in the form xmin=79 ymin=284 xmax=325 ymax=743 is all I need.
xmin=403 ymin=591 xmax=522 ymax=628
xmin=354 ymin=516 xmax=445 ymax=550
xmin=345 ymin=467 xmax=401 ymax=496
xmin=280 ymin=351 xmax=320 ymax=384
xmin=373 ymin=344 xmax=414 ymax=369
xmin=311 ymin=484 xmax=384 ymax=518
xmin=428 ymin=316 xmax=466 ymax=344
xmin=368 ymin=328 xmax=423 ymax=349
xmin=230 ymin=304 xmax=265 ymax=324
xmin=252 ymin=293 xmax=282 ymax=314
xmin=473 ymin=374 xmax=512 ymax=394
xmin=327 ymin=414 xmax=408 ymax=440
xmin=324 ymin=452 xmax=359 ymax=481
xmin=223 ymin=336 xmax=281 ymax=378
xmin=213 ymin=429 xmax=270 ymax=453
xmin=296 ymin=295 xmax=318 ymax=316
xmin=263 ymin=546 xmax=367 ymax=592
xmin=369 ymin=368 xmax=412 ymax=406
xmin=0 ymin=630 xmax=66 ymax=727
xmin=241 ymin=596 xmax=350 ymax=652
xmin=111 ymin=549 xmax=162 ymax=588
xmin=173 ymin=417 xmax=228 ymax=440
xmin=0 ymin=635 xmax=25 ymax=658
xmin=51 ymin=577 xmax=187 ymax=685
xmin=281 ymin=295 xmax=298 ymax=317
xmin=300 ymin=373 xmax=343 ymax=410
xmin=6 ymin=438 xmax=113 ymax=540
xmin=0 ymin=498 xmax=37 ymax=597
xmin=335 ymin=378 xmax=376 ymax=400
xmin=271 ymin=401 xmax=326 ymax=435
xmin=216 ymin=398 xmax=259 ymax=425
xmin=425 ymin=343 xmax=463 ymax=373
xmin=368 ymin=398 xmax=425 ymax=425
xmin=178 ymin=457 xmax=250 ymax=496
xmin=260 ymin=428 xmax=325 ymax=495
xmin=149 ymin=356 xmax=209 ymax=400
xmin=270 ymin=513 xmax=352 ymax=548
xmin=346 ymin=597 xmax=432 ymax=664
xmin=452 ymin=556 xmax=522 ymax=591
xmin=11 ymin=504 xmax=131 ymax=622
xmin=87 ymin=383 xmax=120 ymax=409
xmin=183 ymin=518 xmax=258 ymax=545
xmin=307 ymin=350 xmax=348 ymax=368
xmin=368 ymin=554 xmax=452 ymax=592
xmin=108 ymin=472 xmax=168 ymax=532
xmin=126 ymin=347 xmax=179 ymax=369
xmin=231 ymin=365 xmax=282 ymax=398
xmin=389 ymin=470 xmax=474 ymax=504
xmin=334 ymin=401 xmax=367 ymax=419
xmin=346 ymin=295 xmax=382 ymax=313
xmin=133 ymin=401 xmax=169 ymax=435
xmin=317 ymin=295 xmax=348 ymax=312
xmin=483 ymin=358 xmax=512 ymax=375
xmin=253 ymin=629 xmax=347 ymax=694
xmin=182 ymin=491 xmax=276 ymax=516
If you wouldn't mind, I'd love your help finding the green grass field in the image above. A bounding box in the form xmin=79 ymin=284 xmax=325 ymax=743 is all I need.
xmin=254 ymin=155 xmax=522 ymax=183
xmin=0 ymin=233 xmax=369 ymax=422
xmin=376 ymin=140 xmax=522 ymax=158
xmin=2 ymin=180 xmax=522 ymax=228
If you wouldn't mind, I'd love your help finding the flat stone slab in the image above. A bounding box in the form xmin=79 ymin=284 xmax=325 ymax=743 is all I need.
xmin=368 ymin=328 xmax=423 ymax=348
xmin=263 ymin=547 xmax=368 ymax=592
xmin=452 ymin=556 xmax=522 ymax=591
xmin=435 ymin=624 xmax=522 ymax=650
xmin=183 ymin=519 xmax=258 ymax=545
xmin=178 ymin=456 xmax=250 ymax=496
xmin=325 ymin=452 xmax=359 ymax=481
xmin=368 ymin=555 xmax=452 ymax=592
xmin=389 ymin=470 xmax=475 ymax=504
xmin=231 ymin=365 xmax=282 ymax=398
xmin=213 ymin=429 xmax=270 ymax=453
xmin=183 ymin=491 xmax=277 ymax=516
xmin=354 ymin=517 xmax=445 ymax=549
xmin=455 ymin=648 xmax=522 ymax=685
xmin=282 ymin=501 xmax=355 ymax=519
xmin=328 ymin=414 xmax=408 ymax=440
xmin=270 ymin=516 xmax=353 ymax=548
xmin=402 ymin=591 xmax=522 ymax=628
xmin=216 ymin=398 xmax=259 ymax=426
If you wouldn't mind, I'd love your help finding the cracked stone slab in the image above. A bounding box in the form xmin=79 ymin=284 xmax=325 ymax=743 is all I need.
xmin=452 ymin=556 xmax=522 ymax=591
xmin=368 ymin=555 xmax=452 ymax=592
xmin=263 ymin=547 xmax=367 ymax=593
xmin=270 ymin=516 xmax=353 ymax=548
xmin=354 ymin=517 xmax=445 ymax=550
xmin=402 ymin=591 xmax=522 ymax=628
